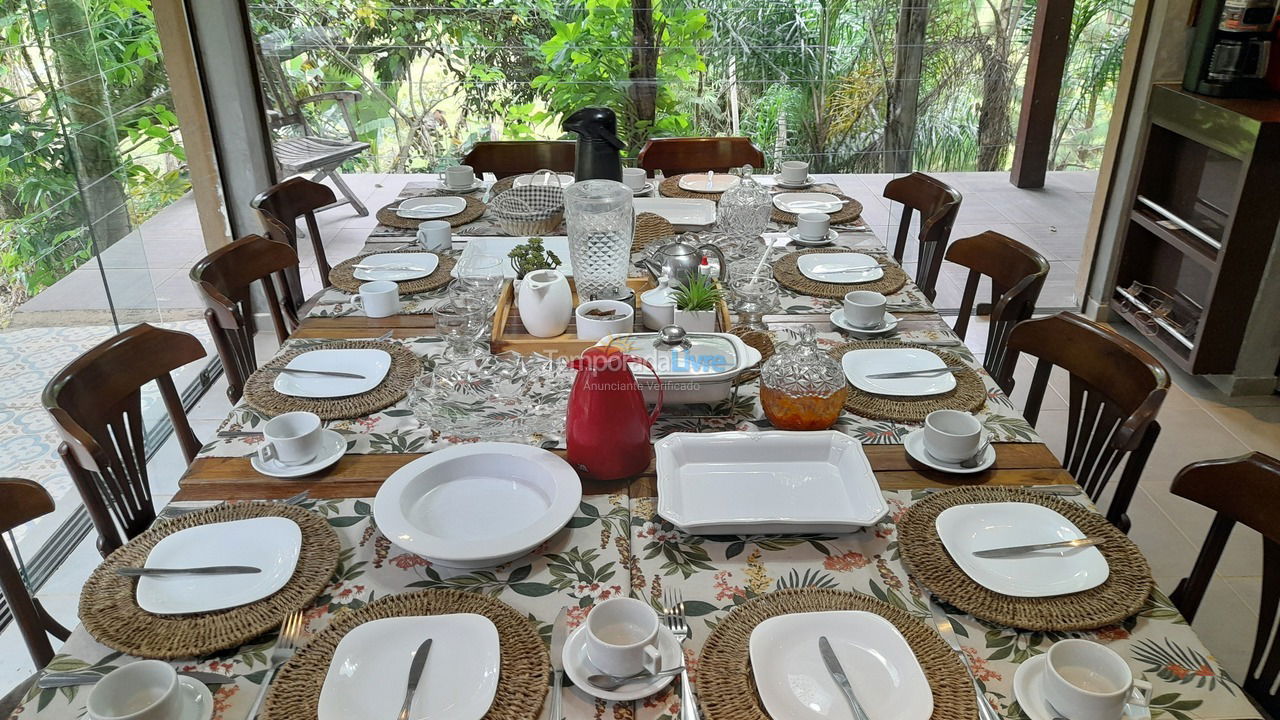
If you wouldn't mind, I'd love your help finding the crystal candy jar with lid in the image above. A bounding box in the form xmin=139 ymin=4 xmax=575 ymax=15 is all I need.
xmin=564 ymin=179 xmax=634 ymax=300
xmin=715 ymin=165 xmax=772 ymax=260
xmin=759 ymin=325 xmax=848 ymax=430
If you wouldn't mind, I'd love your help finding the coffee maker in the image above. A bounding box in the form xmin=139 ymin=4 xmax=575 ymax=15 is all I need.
xmin=1184 ymin=0 xmax=1279 ymax=97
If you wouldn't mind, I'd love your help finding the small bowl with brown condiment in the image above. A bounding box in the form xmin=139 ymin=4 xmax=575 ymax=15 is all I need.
xmin=575 ymin=300 xmax=634 ymax=341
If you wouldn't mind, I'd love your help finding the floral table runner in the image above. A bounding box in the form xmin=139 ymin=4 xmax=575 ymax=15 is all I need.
xmin=13 ymin=493 xmax=1258 ymax=720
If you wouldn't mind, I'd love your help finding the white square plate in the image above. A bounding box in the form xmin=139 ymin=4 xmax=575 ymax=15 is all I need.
xmin=656 ymin=431 xmax=887 ymax=534
xmin=677 ymin=173 xmax=739 ymax=192
xmin=397 ymin=196 xmax=466 ymax=219
xmin=352 ymin=252 xmax=440 ymax=282
xmin=750 ymin=611 xmax=933 ymax=720
xmin=935 ymin=502 xmax=1110 ymax=596
xmin=452 ymin=236 xmax=573 ymax=279
xmin=272 ymin=348 xmax=392 ymax=398
xmin=632 ymin=198 xmax=717 ymax=229
xmin=318 ymin=614 xmax=499 ymax=720
xmin=796 ymin=252 xmax=883 ymax=283
xmin=137 ymin=517 xmax=301 ymax=615
xmin=841 ymin=348 xmax=957 ymax=396
xmin=773 ymin=192 xmax=844 ymax=214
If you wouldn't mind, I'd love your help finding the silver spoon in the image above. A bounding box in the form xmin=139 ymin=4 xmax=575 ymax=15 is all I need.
xmin=587 ymin=666 xmax=685 ymax=690
xmin=959 ymin=439 xmax=992 ymax=468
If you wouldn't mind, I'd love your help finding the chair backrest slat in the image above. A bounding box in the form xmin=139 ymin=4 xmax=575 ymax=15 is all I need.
xmin=462 ymin=141 xmax=576 ymax=178
xmin=637 ymin=137 xmax=765 ymax=175
xmin=882 ymin=172 xmax=962 ymax=303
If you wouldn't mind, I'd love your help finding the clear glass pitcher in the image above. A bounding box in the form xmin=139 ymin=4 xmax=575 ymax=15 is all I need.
xmin=564 ymin=179 xmax=634 ymax=300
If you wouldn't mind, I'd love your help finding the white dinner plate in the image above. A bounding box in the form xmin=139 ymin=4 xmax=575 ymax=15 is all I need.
xmin=830 ymin=309 xmax=899 ymax=336
xmin=136 ymin=517 xmax=302 ymax=615
xmin=272 ymin=348 xmax=392 ymax=399
xmin=318 ymin=615 xmax=499 ymax=720
xmin=797 ymin=252 xmax=883 ymax=283
xmin=397 ymin=196 xmax=466 ymax=220
xmin=841 ymin=348 xmax=957 ymax=396
xmin=451 ymin=236 xmax=573 ymax=279
xmin=352 ymin=252 xmax=440 ymax=282
xmin=773 ymin=192 xmax=844 ymax=214
xmin=677 ymin=173 xmax=740 ymax=193
xmin=656 ymin=431 xmax=887 ymax=535
xmin=935 ymin=502 xmax=1110 ymax=596
xmin=513 ymin=173 xmax=574 ymax=188
xmin=750 ymin=611 xmax=933 ymax=720
xmin=632 ymin=198 xmax=717 ymax=229
xmin=373 ymin=442 xmax=582 ymax=568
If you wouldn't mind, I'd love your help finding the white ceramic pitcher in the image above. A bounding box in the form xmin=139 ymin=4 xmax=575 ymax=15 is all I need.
xmin=516 ymin=269 xmax=573 ymax=338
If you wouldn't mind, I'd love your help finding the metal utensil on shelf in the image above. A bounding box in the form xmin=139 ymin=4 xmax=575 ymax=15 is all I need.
xmin=262 ymin=367 xmax=368 ymax=380
xmin=39 ymin=670 xmax=237 ymax=689
xmin=972 ymin=537 xmax=1106 ymax=559
xmin=817 ymin=636 xmax=870 ymax=720
xmin=587 ymin=666 xmax=686 ymax=690
xmin=158 ymin=490 xmax=309 ymax=519
xmin=116 ymin=565 xmax=261 ymax=577
xmin=243 ymin=610 xmax=305 ymax=720
xmin=927 ymin=598 xmax=1002 ymax=720
xmin=865 ymin=366 xmax=965 ymax=379
xmin=397 ymin=637 xmax=433 ymax=720
xmin=352 ymin=263 xmax=433 ymax=272
xmin=548 ymin=607 xmax=568 ymax=720
xmin=663 ymin=589 xmax=700 ymax=720
xmin=920 ymin=484 xmax=1082 ymax=498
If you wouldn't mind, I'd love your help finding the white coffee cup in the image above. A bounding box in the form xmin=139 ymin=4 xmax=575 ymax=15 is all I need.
xmin=922 ymin=409 xmax=983 ymax=464
xmin=87 ymin=660 xmax=184 ymax=720
xmin=780 ymin=160 xmax=809 ymax=184
xmin=444 ymin=164 xmax=475 ymax=189
xmin=584 ymin=597 xmax=662 ymax=677
xmin=356 ymin=280 xmax=400 ymax=319
xmin=843 ymin=290 xmax=886 ymax=329
xmin=416 ymin=220 xmax=452 ymax=252
xmin=259 ymin=411 xmax=324 ymax=467
xmin=1043 ymin=639 xmax=1152 ymax=720
xmin=622 ymin=168 xmax=648 ymax=191
xmin=796 ymin=211 xmax=829 ymax=241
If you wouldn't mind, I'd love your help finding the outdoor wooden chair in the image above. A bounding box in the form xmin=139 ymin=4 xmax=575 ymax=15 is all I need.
xmin=882 ymin=172 xmax=962 ymax=302
xmin=0 ymin=478 xmax=70 ymax=668
xmin=1006 ymin=313 xmax=1169 ymax=532
xmin=1168 ymin=452 xmax=1280 ymax=717
xmin=944 ymin=231 xmax=1050 ymax=393
xmin=637 ymin=137 xmax=766 ymax=175
xmin=462 ymin=141 xmax=576 ymax=178
xmin=42 ymin=324 xmax=206 ymax=556
xmin=191 ymin=234 xmax=302 ymax=403
xmin=257 ymin=33 xmax=370 ymax=216
xmin=253 ymin=176 xmax=336 ymax=304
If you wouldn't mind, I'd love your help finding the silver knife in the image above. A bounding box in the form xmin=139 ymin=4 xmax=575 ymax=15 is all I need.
xmin=927 ymin=599 xmax=1001 ymax=720
xmin=266 ymin=367 xmax=368 ymax=379
xmin=398 ymin=637 xmax=433 ymax=720
xmin=548 ymin=607 xmax=568 ymax=720
xmin=39 ymin=670 xmax=237 ymax=689
xmin=116 ymin=565 xmax=261 ymax=577
xmin=818 ymin=637 xmax=870 ymax=720
xmin=972 ymin=537 xmax=1105 ymax=558
xmin=865 ymin=366 xmax=965 ymax=379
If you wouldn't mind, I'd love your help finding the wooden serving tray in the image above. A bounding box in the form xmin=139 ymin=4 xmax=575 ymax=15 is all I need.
xmin=491 ymin=276 xmax=733 ymax=357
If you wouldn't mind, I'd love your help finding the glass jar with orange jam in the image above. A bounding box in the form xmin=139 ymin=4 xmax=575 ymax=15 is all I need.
xmin=759 ymin=325 xmax=849 ymax=430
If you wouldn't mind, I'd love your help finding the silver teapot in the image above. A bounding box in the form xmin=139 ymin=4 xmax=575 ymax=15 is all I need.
xmin=636 ymin=234 xmax=727 ymax=285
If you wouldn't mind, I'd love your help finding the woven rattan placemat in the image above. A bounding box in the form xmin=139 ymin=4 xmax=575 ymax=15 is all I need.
xmin=829 ymin=340 xmax=987 ymax=422
xmin=634 ymin=212 xmax=676 ymax=253
xmin=772 ymin=194 xmax=863 ymax=226
xmin=328 ymin=250 xmax=456 ymax=295
xmin=79 ymin=503 xmax=339 ymax=659
xmin=376 ymin=195 xmax=486 ymax=229
xmin=697 ymin=588 xmax=975 ymax=720
xmin=774 ymin=248 xmax=907 ymax=299
xmin=728 ymin=326 xmax=775 ymax=384
xmin=898 ymin=487 xmax=1154 ymax=631
xmin=244 ymin=340 xmax=421 ymax=420
xmin=261 ymin=590 xmax=549 ymax=720
xmin=659 ymin=174 xmax=728 ymax=200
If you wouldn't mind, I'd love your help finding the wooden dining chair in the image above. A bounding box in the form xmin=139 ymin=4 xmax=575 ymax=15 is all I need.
xmin=1167 ymin=452 xmax=1280 ymax=717
xmin=252 ymin=176 xmax=337 ymax=302
xmin=462 ymin=140 xmax=576 ymax=178
xmin=42 ymin=324 xmax=207 ymax=556
xmin=0 ymin=479 xmax=71 ymax=668
xmin=882 ymin=172 xmax=962 ymax=302
xmin=1006 ymin=313 xmax=1169 ymax=532
xmin=191 ymin=234 xmax=302 ymax=403
xmin=637 ymin=137 xmax=766 ymax=175
xmin=944 ymin=231 xmax=1050 ymax=393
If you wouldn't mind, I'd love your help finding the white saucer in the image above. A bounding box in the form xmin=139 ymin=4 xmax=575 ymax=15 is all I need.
xmin=251 ymin=429 xmax=346 ymax=478
xmin=562 ymin=623 xmax=681 ymax=702
xmin=1013 ymin=655 xmax=1150 ymax=720
xmin=179 ymin=676 xmax=214 ymax=720
xmin=774 ymin=174 xmax=816 ymax=189
xmin=903 ymin=429 xmax=994 ymax=474
xmin=831 ymin=309 xmax=899 ymax=336
xmin=439 ymin=179 xmax=483 ymax=193
xmin=631 ymin=181 xmax=656 ymax=196
xmin=787 ymin=227 xmax=838 ymax=246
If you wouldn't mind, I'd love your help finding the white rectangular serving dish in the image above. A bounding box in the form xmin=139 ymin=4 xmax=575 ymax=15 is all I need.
xmin=656 ymin=431 xmax=887 ymax=534
xmin=633 ymin=198 xmax=717 ymax=229
xmin=452 ymin=236 xmax=573 ymax=279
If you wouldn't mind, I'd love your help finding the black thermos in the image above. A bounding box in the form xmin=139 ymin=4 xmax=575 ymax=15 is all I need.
xmin=563 ymin=107 xmax=624 ymax=182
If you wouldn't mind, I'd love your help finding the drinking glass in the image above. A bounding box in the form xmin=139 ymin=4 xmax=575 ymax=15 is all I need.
xmin=456 ymin=254 xmax=506 ymax=307
xmin=728 ymin=276 xmax=779 ymax=331
xmin=434 ymin=295 xmax=489 ymax=357
xmin=564 ymin=179 xmax=633 ymax=301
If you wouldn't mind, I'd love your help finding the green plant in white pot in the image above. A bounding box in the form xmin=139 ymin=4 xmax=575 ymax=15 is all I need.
xmin=671 ymin=274 xmax=722 ymax=332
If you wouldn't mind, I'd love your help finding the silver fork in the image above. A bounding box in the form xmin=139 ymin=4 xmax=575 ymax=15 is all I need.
xmin=663 ymin=589 xmax=700 ymax=720
xmin=244 ymin=610 xmax=306 ymax=719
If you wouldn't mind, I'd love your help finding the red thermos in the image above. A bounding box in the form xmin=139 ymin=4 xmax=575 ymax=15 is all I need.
xmin=565 ymin=345 xmax=664 ymax=481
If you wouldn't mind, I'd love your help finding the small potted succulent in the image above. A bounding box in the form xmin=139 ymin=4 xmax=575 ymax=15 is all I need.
xmin=671 ymin=273 xmax=722 ymax=332
xmin=508 ymin=237 xmax=562 ymax=281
